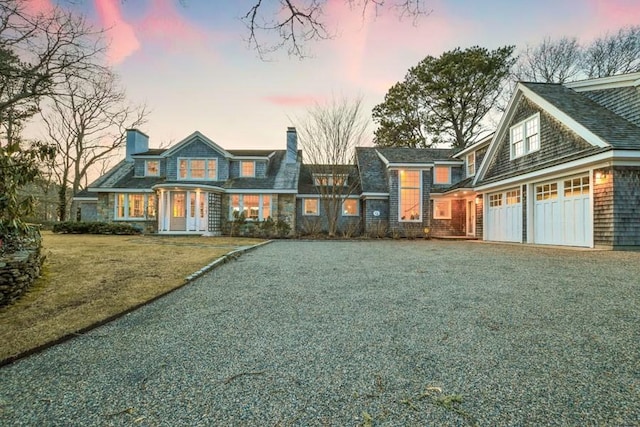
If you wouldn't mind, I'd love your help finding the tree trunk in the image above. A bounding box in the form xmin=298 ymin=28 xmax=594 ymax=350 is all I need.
xmin=57 ymin=186 xmax=67 ymax=222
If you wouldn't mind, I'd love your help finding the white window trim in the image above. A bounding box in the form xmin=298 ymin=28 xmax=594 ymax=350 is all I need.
xmin=398 ymin=169 xmax=422 ymax=223
xmin=178 ymin=158 xmax=218 ymax=181
xmin=466 ymin=153 xmax=475 ymax=177
xmin=510 ymin=113 xmax=541 ymax=160
xmin=145 ymin=160 xmax=160 ymax=177
xmin=229 ymin=194 xmax=271 ymax=221
xmin=240 ymin=160 xmax=256 ymax=178
xmin=341 ymin=199 xmax=359 ymax=217
xmin=303 ymin=198 xmax=320 ymax=216
xmin=433 ymin=199 xmax=452 ymax=220
xmin=434 ymin=165 xmax=451 ymax=185
xmin=312 ymin=173 xmax=348 ymax=187
xmin=114 ymin=193 xmax=156 ymax=220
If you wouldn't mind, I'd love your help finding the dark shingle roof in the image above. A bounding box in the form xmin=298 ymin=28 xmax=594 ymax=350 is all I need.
xmin=227 ymin=149 xmax=275 ymax=157
xmin=297 ymin=164 xmax=361 ymax=195
xmin=355 ymin=147 xmax=388 ymax=194
xmin=132 ymin=148 xmax=167 ymax=156
xmin=433 ymin=176 xmax=475 ymax=194
xmin=522 ymin=82 xmax=640 ymax=149
xmin=580 ymin=86 xmax=640 ymax=128
xmin=376 ymin=147 xmax=455 ymax=164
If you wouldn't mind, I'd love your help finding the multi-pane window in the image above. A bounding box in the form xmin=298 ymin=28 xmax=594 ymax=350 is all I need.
xmin=303 ymin=198 xmax=319 ymax=215
xmin=342 ymin=199 xmax=359 ymax=216
xmin=433 ymin=200 xmax=451 ymax=219
xmin=313 ymin=174 xmax=347 ymax=186
xmin=399 ymin=170 xmax=421 ymax=221
xmin=564 ymin=176 xmax=589 ymax=197
xmin=146 ymin=160 xmax=159 ymax=176
xmin=489 ymin=193 xmax=502 ymax=207
xmin=511 ymin=114 xmax=540 ymax=158
xmin=229 ymin=194 xmax=271 ymax=220
xmin=115 ymin=193 xmax=156 ymax=219
xmin=506 ymin=189 xmax=521 ymax=205
xmin=466 ymin=153 xmax=476 ymax=177
xmin=434 ymin=166 xmax=450 ymax=184
xmin=536 ymin=183 xmax=558 ymax=201
xmin=178 ymin=158 xmax=217 ymax=180
xmin=240 ymin=161 xmax=255 ymax=177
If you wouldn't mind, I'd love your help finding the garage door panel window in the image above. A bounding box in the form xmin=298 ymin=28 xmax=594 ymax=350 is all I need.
xmin=489 ymin=193 xmax=502 ymax=207
xmin=506 ymin=189 xmax=521 ymax=205
xmin=564 ymin=176 xmax=589 ymax=197
xmin=536 ymin=183 xmax=558 ymax=201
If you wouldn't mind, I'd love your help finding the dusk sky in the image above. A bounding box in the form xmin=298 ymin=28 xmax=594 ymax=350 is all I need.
xmin=30 ymin=0 xmax=640 ymax=151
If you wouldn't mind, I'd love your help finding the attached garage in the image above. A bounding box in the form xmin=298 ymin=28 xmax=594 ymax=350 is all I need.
xmin=486 ymin=187 xmax=522 ymax=242
xmin=533 ymin=175 xmax=592 ymax=247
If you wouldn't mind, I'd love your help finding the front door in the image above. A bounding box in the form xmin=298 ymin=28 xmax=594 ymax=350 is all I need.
xmin=467 ymin=199 xmax=475 ymax=236
xmin=170 ymin=192 xmax=186 ymax=231
xmin=187 ymin=192 xmax=207 ymax=231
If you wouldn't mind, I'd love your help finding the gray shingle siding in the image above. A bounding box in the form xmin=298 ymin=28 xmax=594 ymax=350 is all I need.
xmin=229 ymin=160 xmax=268 ymax=179
xmin=295 ymin=198 xmax=362 ymax=235
xmin=593 ymin=167 xmax=614 ymax=247
xmin=363 ymin=199 xmax=389 ymax=233
xmin=613 ymin=166 xmax=640 ymax=246
xmin=483 ymin=98 xmax=594 ymax=183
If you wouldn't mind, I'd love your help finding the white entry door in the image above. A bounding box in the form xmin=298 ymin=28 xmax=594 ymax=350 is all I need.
xmin=187 ymin=192 xmax=207 ymax=232
xmin=486 ymin=188 xmax=522 ymax=242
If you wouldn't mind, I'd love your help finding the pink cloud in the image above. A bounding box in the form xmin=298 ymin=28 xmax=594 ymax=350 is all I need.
xmin=94 ymin=0 xmax=140 ymax=64
xmin=573 ymin=0 xmax=640 ymax=40
xmin=22 ymin=0 xmax=55 ymax=15
xmin=137 ymin=0 xmax=207 ymax=51
xmin=264 ymin=95 xmax=319 ymax=106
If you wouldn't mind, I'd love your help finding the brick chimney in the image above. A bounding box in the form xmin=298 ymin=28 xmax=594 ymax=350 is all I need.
xmin=125 ymin=129 xmax=149 ymax=161
xmin=286 ymin=127 xmax=297 ymax=164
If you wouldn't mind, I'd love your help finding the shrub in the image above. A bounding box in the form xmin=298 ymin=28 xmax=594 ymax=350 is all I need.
xmin=341 ymin=219 xmax=362 ymax=238
xmin=367 ymin=221 xmax=388 ymax=239
xmin=52 ymin=221 xmax=142 ymax=235
xmin=300 ymin=217 xmax=323 ymax=237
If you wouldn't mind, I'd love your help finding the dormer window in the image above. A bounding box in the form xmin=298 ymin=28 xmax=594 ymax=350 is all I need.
xmin=313 ymin=174 xmax=348 ymax=186
xmin=434 ymin=166 xmax=450 ymax=184
xmin=240 ymin=161 xmax=255 ymax=177
xmin=146 ymin=160 xmax=159 ymax=177
xmin=511 ymin=113 xmax=540 ymax=159
xmin=466 ymin=152 xmax=475 ymax=177
xmin=178 ymin=158 xmax=217 ymax=180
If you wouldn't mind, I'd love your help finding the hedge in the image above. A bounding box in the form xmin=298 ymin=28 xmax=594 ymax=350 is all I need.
xmin=52 ymin=221 xmax=142 ymax=235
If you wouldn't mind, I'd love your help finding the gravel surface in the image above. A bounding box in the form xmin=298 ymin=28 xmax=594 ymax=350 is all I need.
xmin=1 ymin=240 xmax=639 ymax=426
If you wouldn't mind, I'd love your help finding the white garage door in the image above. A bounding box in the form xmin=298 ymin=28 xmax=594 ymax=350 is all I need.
xmin=534 ymin=176 xmax=591 ymax=247
xmin=486 ymin=188 xmax=522 ymax=242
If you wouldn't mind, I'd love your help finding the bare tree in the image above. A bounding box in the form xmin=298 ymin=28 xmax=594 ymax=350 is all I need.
xmin=515 ymin=36 xmax=583 ymax=83
xmin=242 ymin=0 xmax=431 ymax=58
xmin=583 ymin=25 xmax=640 ymax=78
xmin=41 ymin=70 xmax=147 ymax=221
xmin=0 ymin=0 xmax=105 ymax=117
xmin=296 ymin=96 xmax=369 ymax=236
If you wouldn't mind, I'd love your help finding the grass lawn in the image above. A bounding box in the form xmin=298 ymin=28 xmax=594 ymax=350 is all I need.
xmin=0 ymin=232 xmax=265 ymax=363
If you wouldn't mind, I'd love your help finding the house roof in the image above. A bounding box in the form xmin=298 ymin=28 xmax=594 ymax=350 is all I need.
xmin=376 ymin=147 xmax=455 ymax=164
xmin=132 ymin=148 xmax=167 ymax=156
xmin=432 ymin=176 xmax=475 ymax=194
xmin=227 ymin=149 xmax=275 ymax=157
xmin=297 ymin=164 xmax=361 ymax=195
xmin=224 ymin=150 xmax=299 ymax=191
xmin=521 ymin=82 xmax=640 ymax=150
xmin=355 ymin=147 xmax=388 ymax=194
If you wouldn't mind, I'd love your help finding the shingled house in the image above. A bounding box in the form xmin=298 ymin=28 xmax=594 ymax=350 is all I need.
xmin=76 ymin=72 xmax=640 ymax=249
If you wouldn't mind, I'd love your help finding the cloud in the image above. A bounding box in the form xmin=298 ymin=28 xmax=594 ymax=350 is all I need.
xmin=572 ymin=0 xmax=640 ymax=40
xmin=263 ymin=95 xmax=319 ymax=107
xmin=94 ymin=0 xmax=140 ymax=64
xmin=137 ymin=0 xmax=207 ymax=51
xmin=22 ymin=0 xmax=55 ymax=15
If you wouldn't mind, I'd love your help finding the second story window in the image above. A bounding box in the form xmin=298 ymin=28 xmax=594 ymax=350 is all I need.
xmin=178 ymin=158 xmax=217 ymax=180
xmin=240 ymin=161 xmax=255 ymax=177
xmin=466 ymin=153 xmax=475 ymax=177
xmin=434 ymin=166 xmax=450 ymax=184
xmin=313 ymin=174 xmax=348 ymax=186
xmin=146 ymin=160 xmax=159 ymax=177
xmin=511 ymin=114 xmax=540 ymax=159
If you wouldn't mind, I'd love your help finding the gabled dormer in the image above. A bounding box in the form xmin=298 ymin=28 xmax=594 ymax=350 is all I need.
xmin=161 ymin=131 xmax=232 ymax=181
xmin=452 ymin=133 xmax=492 ymax=180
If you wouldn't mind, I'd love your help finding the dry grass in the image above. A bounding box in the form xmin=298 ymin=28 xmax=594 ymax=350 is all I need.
xmin=0 ymin=232 xmax=265 ymax=362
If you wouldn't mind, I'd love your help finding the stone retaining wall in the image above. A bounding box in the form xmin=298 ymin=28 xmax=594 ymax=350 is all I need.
xmin=0 ymin=246 xmax=43 ymax=307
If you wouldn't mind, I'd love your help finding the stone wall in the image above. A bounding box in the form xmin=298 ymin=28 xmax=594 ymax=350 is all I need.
xmin=0 ymin=244 xmax=43 ymax=307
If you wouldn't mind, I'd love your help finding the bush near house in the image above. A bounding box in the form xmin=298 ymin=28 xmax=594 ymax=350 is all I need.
xmin=52 ymin=221 xmax=142 ymax=235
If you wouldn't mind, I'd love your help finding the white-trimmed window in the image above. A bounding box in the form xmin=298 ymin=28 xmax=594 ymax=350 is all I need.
xmin=178 ymin=158 xmax=217 ymax=180
xmin=434 ymin=166 xmax=450 ymax=184
xmin=466 ymin=153 xmax=475 ymax=177
xmin=313 ymin=174 xmax=348 ymax=186
xmin=115 ymin=193 xmax=156 ymax=219
xmin=229 ymin=194 xmax=271 ymax=220
xmin=342 ymin=199 xmax=359 ymax=216
xmin=146 ymin=160 xmax=159 ymax=177
xmin=399 ymin=169 xmax=421 ymax=222
xmin=303 ymin=198 xmax=319 ymax=216
xmin=240 ymin=161 xmax=255 ymax=177
xmin=511 ymin=114 xmax=540 ymax=159
xmin=433 ymin=200 xmax=451 ymax=219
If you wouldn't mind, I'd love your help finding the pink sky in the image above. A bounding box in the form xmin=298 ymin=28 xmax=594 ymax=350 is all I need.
xmin=25 ymin=0 xmax=640 ymax=152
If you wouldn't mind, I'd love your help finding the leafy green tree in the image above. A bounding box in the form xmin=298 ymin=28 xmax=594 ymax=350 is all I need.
xmin=373 ymin=45 xmax=515 ymax=150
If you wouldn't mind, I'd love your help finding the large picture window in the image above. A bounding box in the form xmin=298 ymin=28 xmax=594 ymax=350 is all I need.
xmin=178 ymin=158 xmax=217 ymax=180
xmin=115 ymin=193 xmax=156 ymax=219
xmin=511 ymin=114 xmax=540 ymax=159
xmin=399 ymin=170 xmax=421 ymax=222
xmin=229 ymin=194 xmax=271 ymax=220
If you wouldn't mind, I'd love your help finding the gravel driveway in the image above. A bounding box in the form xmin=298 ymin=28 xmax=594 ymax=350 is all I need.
xmin=1 ymin=240 xmax=639 ymax=426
